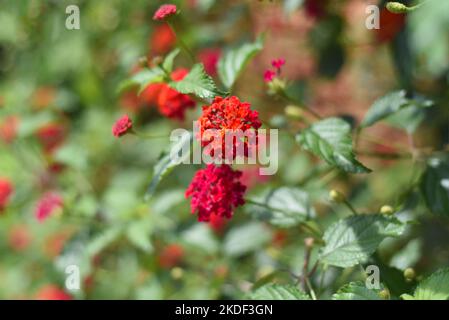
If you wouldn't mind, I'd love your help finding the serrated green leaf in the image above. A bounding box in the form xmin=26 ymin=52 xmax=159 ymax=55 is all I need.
xmin=332 ymin=282 xmax=382 ymax=300
xmin=319 ymin=215 xmax=406 ymax=268
xmin=297 ymin=117 xmax=371 ymax=174
xmin=217 ymin=35 xmax=264 ymax=89
xmin=168 ymin=63 xmax=225 ymax=100
xmin=145 ymin=131 xmax=192 ymax=199
xmin=420 ymin=156 xmax=449 ymax=216
xmin=246 ymin=187 xmax=315 ymax=228
xmin=361 ymin=90 xmax=409 ymax=128
xmin=248 ymin=284 xmax=310 ymax=300
xmin=223 ymin=222 xmax=271 ymax=257
xmin=401 ymin=268 xmax=449 ymax=300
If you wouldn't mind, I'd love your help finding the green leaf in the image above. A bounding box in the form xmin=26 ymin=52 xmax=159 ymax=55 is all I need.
xmin=420 ymin=157 xmax=449 ymax=216
xmin=162 ymin=48 xmax=180 ymax=73
xmin=248 ymin=284 xmax=310 ymax=300
xmin=332 ymin=282 xmax=382 ymax=300
xmin=389 ymin=239 xmax=422 ymax=270
xmin=169 ymin=63 xmax=226 ymax=100
xmin=181 ymin=224 xmax=219 ymax=255
xmin=385 ymin=104 xmax=426 ymax=134
xmin=401 ymin=268 xmax=449 ymax=300
xmin=246 ymin=187 xmax=315 ymax=228
xmin=319 ymin=215 xmax=406 ymax=268
xmin=86 ymin=226 xmax=123 ymax=258
xmin=223 ymin=222 xmax=271 ymax=257
xmin=297 ymin=117 xmax=371 ymax=174
xmin=361 ymin=90 xmax=409 ymax=128
xmin=117 ymin=67 xmax=165 ymax=94
xmin=126 ymin=220 xmax=153 ymax=253
xmin=217 ymin=35 xmax=264 ymax=90
xmin=145 ymin=131 xmax=192 ymax=199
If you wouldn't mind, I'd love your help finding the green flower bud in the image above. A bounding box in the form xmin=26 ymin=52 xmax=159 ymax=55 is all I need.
xmin=304 ymin=237 xmax=315 ymax=248
xmin=380 ymin=205 xmax=395 ymax=215
xmin=268 ymin=78 xmax=286 ymax=95
xmin=329 ymin=190 xmax=345 ymax=203
xmin=386 ymin=2 xmax=409 ymax=14
xmin=404 ymin=267 xmax=416 ymax=281
xmin=379 ymin=288 xmax=390 ymax=300
xmin=138 ymin=56 xmax=149 ymax=67
xmin=170 ymin=267 xmax=184 ymax=279
xmin=284 ymin=105 xmax=303 ymax=119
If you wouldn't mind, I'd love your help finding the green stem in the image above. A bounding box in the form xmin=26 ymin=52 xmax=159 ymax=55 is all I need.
xmin=343 ymin=199 xmax=358 ymax=216
xmin=280 ymin=91 xmax=323 ymax=120
xmin=305 ymin=278 xmax=317 ymax=300
xmin=167 ymin=21 xmax=195 ymax=63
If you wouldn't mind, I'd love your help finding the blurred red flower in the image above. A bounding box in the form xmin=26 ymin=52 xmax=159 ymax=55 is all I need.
xmin=8 ymin=225 xmax=31 ymax=252
xmin=43 ymin=230 xmax=73 ymax=258
xmin=240 ymin=166 xmax=270 ymax=189
xmin=156 ymin=68 xmax=196 ymax=120
xmin=153 ymin=4 xmax=177 ymax=21
xmin=112 ymin=114 xmax=133 ymax=137
xmin=36 ymin=123 xmax=66 ymax=154
xmin=375 ymin=8 xmax=406 ymax=43
xmin=32 ymin=86 xmax=56 ymax=109
xmin=264 ymin=70 xmax=276 ymax=82
xmin=185 ymin=164 xmax=246 ymax=222
xmin=0 ymin=115 xmax=19 ymax=144
xmin=0 ymin=178 xmax=13 ymax=212
xmin=140 ymin=83 xmax=165 ymax=107
xmin=272 ymin=230 xmax=288 ymax=248
xmin=209 ymin=213 xmax=226 ymax=233
xmin=158 ymin=244 xmax=184 ymax=268
xmin=35 ymin=285 xmax=72 ymax=300
xmin=198 ymin=48 xmax=221 ymax=76
xmin=304 ymin=0 xmax=328 ymax=19
xmin=150 ymin=24 xmax=176 ymax=55
xmin=120 ymin=90 xmax=142 ymax=113
xmin=35 ymin=192 xmax=63 ymax=222
xmin=271 ymin=58 xmax=286 ymax=71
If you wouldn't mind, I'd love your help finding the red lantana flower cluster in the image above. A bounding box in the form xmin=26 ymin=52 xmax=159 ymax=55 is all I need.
xmin=185 ymin=164 xmax=246 ymax=222
xmin=36 ymin=123 xmax=67 ymax=154
xmin=153 ymin=4 xmax=177 ymax=20
xmin=112 ymin=114 xmax=133 ymax=138
xmin=150 ymin=24 xmax=176 ymax=55
xmin=197 ymin=96 xmax=261 ymax=159
xmin=0 ymin=115 xmax=19 ymax=144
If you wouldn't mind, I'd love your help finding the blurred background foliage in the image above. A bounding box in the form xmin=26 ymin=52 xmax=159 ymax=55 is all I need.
xmin=0 ymin=0 xmax=448 ymax=299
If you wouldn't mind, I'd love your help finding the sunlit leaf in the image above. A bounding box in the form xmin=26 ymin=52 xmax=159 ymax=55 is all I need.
xmin=297 ymin=117 xmax=371 ymax=174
